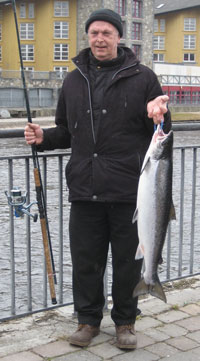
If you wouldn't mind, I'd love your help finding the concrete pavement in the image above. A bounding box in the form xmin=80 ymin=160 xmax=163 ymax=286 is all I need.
xmin=0 ymin=277 xmax=199 ymax=360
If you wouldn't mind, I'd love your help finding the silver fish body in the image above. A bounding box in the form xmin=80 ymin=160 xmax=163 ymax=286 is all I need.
xmin=132 ymin=125 xmax=175 ymax=303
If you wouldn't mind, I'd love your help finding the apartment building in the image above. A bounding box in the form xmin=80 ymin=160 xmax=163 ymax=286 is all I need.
xmin=154 ymin=0 xmax=200 ymax=66
xmin=0 ymin=0 xmax=154 ymax=73
xmin=0 ymin=0 xmax=77 ymax=72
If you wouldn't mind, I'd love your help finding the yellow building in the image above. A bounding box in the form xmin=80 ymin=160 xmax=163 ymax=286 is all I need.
xmin=154 ymin=0 xmax=200 ymax=66
xmin=0 ymin=0 xmax=77 ymax=72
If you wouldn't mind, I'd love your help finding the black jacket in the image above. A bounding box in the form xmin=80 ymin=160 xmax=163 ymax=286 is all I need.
xmin=39 ymin=47 xmax=171 ymax=203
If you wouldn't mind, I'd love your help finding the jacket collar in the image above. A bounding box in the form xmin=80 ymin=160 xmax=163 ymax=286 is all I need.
xmin=72 ymin=46 xmax=140 ymax=74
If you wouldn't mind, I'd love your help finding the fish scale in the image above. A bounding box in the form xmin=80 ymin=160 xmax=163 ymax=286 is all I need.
xmin=132 ymin=124 xmax=175 ymax=303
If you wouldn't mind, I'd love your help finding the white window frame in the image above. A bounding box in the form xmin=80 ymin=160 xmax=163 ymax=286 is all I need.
xmin=154 ymin=19 xmax=158 ymax=32
xmin=20 ymin=23 xmax=34 ymax=40
xmin=184 ymin=35 xmax=196 ymax=49
xmin=24 ymin=66 xmax=34 ymax=71
xmin=28 ymin=3 xmax=35 ymax=19
xmin=160 ymin=19 xmax=165 ymax=32
xmin=54 ymin=1 xmax=69 ymax=17
xmin=153 ymin=53 xmax=164 ymax=62
xmin=54 ymin=21 xmax=69 ymax=39
xmin=54 ymin=66 xmax=68 ymax=78
xmin=21 ymin=44 xmax=34 ymax=61
xmin=153 ymin=36 xmax=165 ymax=50
xmin=54 ymin=43 xmax=69 ymax=61
xmin=184 ymin=18 xmax=196 ymax=31
xmin=20 ymin=3 xmax=26 ymax=18
xmin=183 ymin=53 xmax=195 ymax=62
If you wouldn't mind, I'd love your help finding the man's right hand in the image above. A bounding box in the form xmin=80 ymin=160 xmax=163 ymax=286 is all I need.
xmin=24 ymin=123 xmax=44 ymax=145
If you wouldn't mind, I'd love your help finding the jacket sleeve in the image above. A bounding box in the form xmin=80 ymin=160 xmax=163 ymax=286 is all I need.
xmin=144 ymin=69 xmax=172 ymax=135
xmin=36 ymin=84 xmax=71 ymax=152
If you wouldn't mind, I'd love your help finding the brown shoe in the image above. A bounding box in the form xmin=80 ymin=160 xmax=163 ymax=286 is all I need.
xmin=69 ymin=324 xmax=100 ymax=347
xmin=115 ymin=324 xmax=137 ymax=349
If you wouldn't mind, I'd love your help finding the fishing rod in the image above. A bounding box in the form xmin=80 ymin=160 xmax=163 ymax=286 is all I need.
xmin=6 ymin=0 xmax=57 ymax=304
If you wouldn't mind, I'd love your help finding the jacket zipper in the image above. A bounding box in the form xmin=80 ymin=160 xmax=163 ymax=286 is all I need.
xmin=73 ymin=61 xmax=96 ymax=144
xmin=112 ymin=62 xmax=138 ymax=80
xmin=73 ymin=61 xmax=138 ymax=144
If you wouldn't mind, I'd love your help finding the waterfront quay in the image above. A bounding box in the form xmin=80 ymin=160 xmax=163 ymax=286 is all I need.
xmin=0 ymin=277 xmax=199 ymax=361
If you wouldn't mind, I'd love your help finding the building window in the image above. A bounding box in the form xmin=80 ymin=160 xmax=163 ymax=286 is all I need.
xmin=20 ymin=23 xmax=34 ymax=40
xmin=153 ymin=36 xmax=165 ymax=50
xmin=115 ymin=0 xmax=126 ymax=16
xmin=20 ymin=3 xmax=26 ymax=18
xmin=0 ymin=46 xmax=2 ymax=61
xmin=54 ymin=21 xmax=69 ymax=38
xmin=184 ymin=35 xmax=196 ymax=49
xmin=153 ymin=53 xmax=164 ymax=62
xmin=122 ymin=21 xmax=126 ymax=38
xmin=184 ymin=18 xmax=196 ymax=31
xmin=184 ymin=53 xmax=195 ymax=62
xmin=132 ymin=0 xmax=142 ymax=18
xmin=132 ymin=44 xmax=141 ymax=59
xmin=0 ymin=8 xmax=3 ymax=19
xmin=24 ymin=66 xmax=34 ymax=71
xmin=54 ymin=1 xmax=69 ymax=17
xmin=54 ymin=66 xmax=68 ymax=78
xmin=132 ymin=22 xmax=141 ymax=40
xmin=54 ymin=43 xmax=68 ymax=60
xmin=192 ymin=91 xmax=200 ymax=104
xmin=28 ymin=3 xmax=35 ymax=19
xmin=21 ymin=44 xmax=34 ymax=61
xmin=160 ymin=19 xmax=165 ymax=32
xmin=0 ymin=24 xmax=2 ymax=41
xmin=154 ymin=19 xmax=158 ymax=32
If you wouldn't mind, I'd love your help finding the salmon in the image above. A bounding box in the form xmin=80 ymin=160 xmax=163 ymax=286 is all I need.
xmin=132 ymin=124 xmax=175 ymax=303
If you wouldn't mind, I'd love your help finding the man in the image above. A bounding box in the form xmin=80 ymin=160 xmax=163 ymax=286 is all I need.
xmin=25 ymin=9 xmax=171 ymax=350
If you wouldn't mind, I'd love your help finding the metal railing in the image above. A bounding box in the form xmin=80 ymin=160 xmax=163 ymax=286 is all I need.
xmin=159 ymin=74 xmax=200 ymax=86
xmin=0 ymin=136 xmax=200 ymax=321
xmin=0 ymin=70 xmax=68 ymax=80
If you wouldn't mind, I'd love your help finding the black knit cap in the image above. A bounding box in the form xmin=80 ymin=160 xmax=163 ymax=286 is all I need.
xmin=85 ymin=8 xmax=123 ymax=38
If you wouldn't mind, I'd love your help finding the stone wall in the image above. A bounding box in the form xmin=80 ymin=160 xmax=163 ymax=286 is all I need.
xmin=77 ymin=0 xmax=154 ymax=67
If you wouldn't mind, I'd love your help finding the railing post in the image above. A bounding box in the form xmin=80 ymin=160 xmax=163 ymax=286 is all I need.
xmin=8 ymin=159 xmax=15 ymax=316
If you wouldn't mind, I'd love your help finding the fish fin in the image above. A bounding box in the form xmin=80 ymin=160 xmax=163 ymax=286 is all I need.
xmin=132 ymin=277 xmax=167 ymax=303
xmin=132 ymin=278 xmax=149 ymax=299
xmin=132 ymin=208 xmax=138 ymax=223
xmin=169 ymin=202 xmax=176 ymax=221
xmin=150 ymin=280 xmax=167 ymax=303
xmin=135 ymin=244 xmax=144 ymax=260
xmin=140 ymin=156 xmax=150 ymax=174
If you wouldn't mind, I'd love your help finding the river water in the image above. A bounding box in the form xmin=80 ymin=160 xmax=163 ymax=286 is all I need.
xmin=0 ymin=130 xmax=200 ymax=318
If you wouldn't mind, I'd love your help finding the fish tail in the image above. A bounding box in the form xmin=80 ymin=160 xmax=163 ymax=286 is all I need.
xmin=132 ymin=278 xmax=149 ymax=298
xmin=150 ymin=280 xmax=167 ymax=303
xmin=132 ymin=278 xmax=167 ymax=303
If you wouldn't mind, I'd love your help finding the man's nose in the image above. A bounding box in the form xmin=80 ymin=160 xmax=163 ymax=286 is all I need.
xmin=96 ymin=33 xmax=104 ymax=42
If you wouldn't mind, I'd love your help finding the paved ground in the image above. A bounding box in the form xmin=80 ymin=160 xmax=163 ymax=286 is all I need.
xmin=0 ymin=277 xmax=199 ymax=361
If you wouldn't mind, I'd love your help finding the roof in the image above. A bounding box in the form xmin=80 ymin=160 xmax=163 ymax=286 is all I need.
xmin=155 ymin=0 xmax=200 ymax=15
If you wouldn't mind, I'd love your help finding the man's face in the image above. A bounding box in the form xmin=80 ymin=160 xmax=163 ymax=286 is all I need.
xmin=88 ymin=21 xmax=120 ymax=61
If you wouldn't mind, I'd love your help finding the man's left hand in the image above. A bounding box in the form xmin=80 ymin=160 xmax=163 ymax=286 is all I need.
xmin=147 ymin=95 xmax=169 ymax=124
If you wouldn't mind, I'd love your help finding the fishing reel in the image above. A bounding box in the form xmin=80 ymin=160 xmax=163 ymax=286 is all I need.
xmin=5 ymin=187 xmax=38 ymax=222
